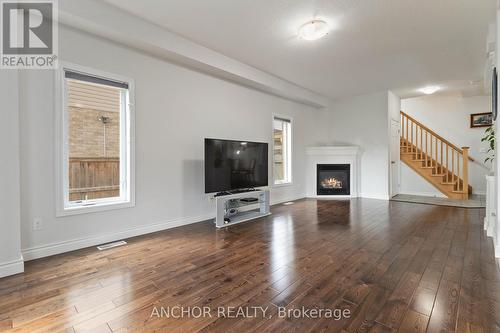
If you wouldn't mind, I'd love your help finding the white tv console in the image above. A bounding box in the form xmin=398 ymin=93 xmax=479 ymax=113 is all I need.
xmin=215 ymin=189 xmax=270 ymax=228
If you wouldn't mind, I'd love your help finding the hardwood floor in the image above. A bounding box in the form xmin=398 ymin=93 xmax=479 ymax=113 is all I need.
xmin=1 ymin=198 xmax=499 ymax=332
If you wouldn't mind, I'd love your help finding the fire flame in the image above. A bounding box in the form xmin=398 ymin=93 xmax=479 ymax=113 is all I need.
xmin=321 ymin=177 xmax=343 ymax=189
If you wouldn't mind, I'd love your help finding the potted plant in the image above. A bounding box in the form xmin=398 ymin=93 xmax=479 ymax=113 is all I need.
xmin=481 ymin=126 xmax=495 ymax=166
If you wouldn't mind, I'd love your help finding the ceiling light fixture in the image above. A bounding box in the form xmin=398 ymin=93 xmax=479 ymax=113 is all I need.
xmin=298 ymin=20 xmax=329 ymax=41
xmin=419 ymin=86 xmax=441 ymax=95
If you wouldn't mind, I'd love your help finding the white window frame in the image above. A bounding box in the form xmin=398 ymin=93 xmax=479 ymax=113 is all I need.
xmin=272 ymin=115 xmax=293 ymax=186
xmin=55 ymin=62 xmax=135 ymax=217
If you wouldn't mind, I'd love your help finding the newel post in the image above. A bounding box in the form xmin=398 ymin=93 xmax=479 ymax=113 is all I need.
xmin=462 ymin=147 xmax=469 ymax=200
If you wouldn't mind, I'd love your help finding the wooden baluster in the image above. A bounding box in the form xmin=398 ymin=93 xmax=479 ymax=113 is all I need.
xmin=416 ymin=126 xmax=420 ymax=158
xmin=400 ymin=114 xmax=404 ymax=145
xmin=420 ymin=126 xmax=423 ymax=159
xmin=434 ymin=137 xmax=438 ymax=171
xmin=409 ymin=117 xmax=412 ymax=152
xmin=415 ymin=123 xmax=418 ymax=157
xmin=405 ymin=116 xmax=407 ymax=150
xmin=400 ymin=113 xmax=402 ymax=141
xmin=462 ymin=147 xmax=469 ymax=199
xmin=424 ymin=130 xmax=427 ymax=165
xmin=451 ymin=150 xmax=455 ymax=184
xmin=411 ymin=120 xmax=414 ymax=154
xmin=406 ymin=116 xmax=409 ymax=153
xmin=430 ymin=135 xmax=433 ymax=168
xmin=401 ymin=115 xmax=405 ymax=148
xmin=401 ymin=114 xmax=404 ymax=143
xmin=440 ymin=141 xmax=443 ymax=173
xmin=415 ymin=124 xmax=418 ymax=157
xmin=402 ymin=114 xmax=405 ymax=148
xmin=433 ymin=136 xmax=436 ymax=168
xmin=425 ymin=131 xmax=429 ymax=166
xmin=459 ymin=153 xmax=462 ymax=189
xmin=434 ymin=137 xmax=439 ymax=166
xmin=428 ymin=131 xmax=431 ymax=166
xmin=446 ymin=144 xmax=450 ymax=182
xmin=402 ymin=114 xmax=405 ymax=141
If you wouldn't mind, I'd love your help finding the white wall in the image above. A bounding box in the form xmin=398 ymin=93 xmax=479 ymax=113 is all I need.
xmin=400 ymin=164 xmax=447 ymax=197
xmin=18 ymin=26 xmax=330 ymax=259
xmin=493 ymin=7 xmax=500 ymax=256
xmin=327 ymin=92 xmax=390 ymax=199
xmin=0 ymin=71 xmax=24 ymax=277
xmin=401 ymin=93 xmax=491 ymax=195
xmin=388 ymin=91 xmax=401 ymax=122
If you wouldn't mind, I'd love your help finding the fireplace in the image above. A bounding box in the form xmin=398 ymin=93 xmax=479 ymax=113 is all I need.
xmin=307 ymin=146 xmax=359 ymax=198
xmin=317 ymin=164 xmax=350 ymax=195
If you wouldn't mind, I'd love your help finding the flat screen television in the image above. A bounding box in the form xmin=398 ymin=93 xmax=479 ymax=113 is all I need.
xmin=204 ymin=138 xmax=268 ymax=193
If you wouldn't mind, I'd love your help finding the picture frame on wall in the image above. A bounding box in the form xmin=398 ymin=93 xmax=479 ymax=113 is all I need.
xmin=470 ymin=112 xmax=493 ymax=128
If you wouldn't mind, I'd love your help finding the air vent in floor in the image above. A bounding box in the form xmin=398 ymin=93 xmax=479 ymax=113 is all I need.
xmin=97 ymin=240 xmax=127 ymax=251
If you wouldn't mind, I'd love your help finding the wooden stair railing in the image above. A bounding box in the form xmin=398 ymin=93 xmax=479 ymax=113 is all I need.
xmin=400 ymin=111 xmax=471 ymax=200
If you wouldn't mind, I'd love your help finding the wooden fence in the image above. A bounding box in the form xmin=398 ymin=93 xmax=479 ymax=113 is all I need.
xmin=69 ymin=158 xmax=120 ymax=201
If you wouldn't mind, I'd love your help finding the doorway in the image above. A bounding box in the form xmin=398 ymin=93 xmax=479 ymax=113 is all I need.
xmin=390 ymin=119 xmax=400 ymax=197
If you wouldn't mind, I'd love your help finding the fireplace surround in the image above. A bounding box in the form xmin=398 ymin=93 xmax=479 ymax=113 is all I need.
xmin=306 ymin=146 xmax=360 ymax=198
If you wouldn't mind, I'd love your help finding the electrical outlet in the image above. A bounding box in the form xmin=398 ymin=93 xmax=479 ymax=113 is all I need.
xmin=33 ymin=218 xmax=43 ymax=231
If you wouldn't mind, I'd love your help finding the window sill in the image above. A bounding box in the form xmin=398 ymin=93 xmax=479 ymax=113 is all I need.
xmin=273 ymin=182 xmax=294 ymax=188
xmin=56 ymin=200 xmax=135 ymax=217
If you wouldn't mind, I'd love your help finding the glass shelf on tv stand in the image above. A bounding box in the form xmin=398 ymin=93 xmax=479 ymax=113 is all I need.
xmin=225 ymin=198 xmax=264 ymax=210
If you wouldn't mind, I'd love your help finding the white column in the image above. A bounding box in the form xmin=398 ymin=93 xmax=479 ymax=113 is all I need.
xmin=0 ymin=70 xmax=24 ymax=277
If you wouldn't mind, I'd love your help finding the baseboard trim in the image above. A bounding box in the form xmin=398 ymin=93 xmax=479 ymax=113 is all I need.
xmin=397 ymin=191 xmax=446 ymax=198
xmin=360 ymin=194 xmax=390 ymax=201
xmin=22 ymin=213 xmax=214 ymax=261
xmin=271 ymin=195 xmax=306 ymax=205
xmin=0 ymin=256 xmax=24 ymax=278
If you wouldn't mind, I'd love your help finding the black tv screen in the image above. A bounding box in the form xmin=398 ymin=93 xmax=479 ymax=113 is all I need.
xmin=204 ymin=138 xmax=268 ymax=193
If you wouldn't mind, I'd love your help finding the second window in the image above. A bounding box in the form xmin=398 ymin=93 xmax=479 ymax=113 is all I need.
xmin=273 ymin=116 xmax=292 ymax=185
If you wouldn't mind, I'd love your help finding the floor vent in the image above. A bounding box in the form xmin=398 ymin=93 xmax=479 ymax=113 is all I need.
xmin=97 ymin=240 xmax=127 ymax=251
xmin=283 ymin=201 xmax=295 ymax=206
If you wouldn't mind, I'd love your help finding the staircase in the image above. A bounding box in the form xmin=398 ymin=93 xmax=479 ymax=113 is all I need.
xmin=400 ymin=111 xmax=472 ymax=200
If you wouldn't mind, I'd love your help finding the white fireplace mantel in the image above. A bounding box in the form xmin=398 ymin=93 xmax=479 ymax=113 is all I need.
xmin=306 ymin=146 xmax=361 ymax=198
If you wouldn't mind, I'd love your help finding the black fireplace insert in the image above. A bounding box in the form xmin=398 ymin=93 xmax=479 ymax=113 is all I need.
xmin=317 ymin=164 xmax=350 ymax=195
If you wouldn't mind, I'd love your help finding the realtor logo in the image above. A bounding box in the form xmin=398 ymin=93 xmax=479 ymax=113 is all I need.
xmin=1 ymin=0 xmax=58 ymax=69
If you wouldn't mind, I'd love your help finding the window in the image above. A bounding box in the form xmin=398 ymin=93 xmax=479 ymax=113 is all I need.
xmin=56 ymin=64 xmax=134 ymax=216
xmin=273 ymin=116 xmax=292 ymax=185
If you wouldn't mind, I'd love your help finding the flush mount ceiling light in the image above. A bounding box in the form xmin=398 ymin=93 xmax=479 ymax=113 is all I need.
xmin=298 ymin=20 xmax=329 ymax=41
xmin=419 ymin=86 xmax=441 ymax=95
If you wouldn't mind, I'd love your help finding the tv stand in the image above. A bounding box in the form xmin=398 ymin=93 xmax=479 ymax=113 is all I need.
xmin=215 ymin=189 xmax=270 ymax=228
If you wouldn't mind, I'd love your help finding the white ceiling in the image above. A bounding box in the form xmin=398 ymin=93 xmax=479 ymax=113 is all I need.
xmin=101 ymin=0 xmax=495 ymax=100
